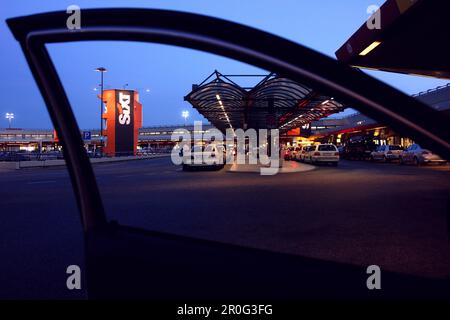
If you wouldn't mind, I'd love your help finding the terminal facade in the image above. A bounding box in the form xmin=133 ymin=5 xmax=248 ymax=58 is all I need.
xmin=1 ymin=83 xmax=449 ymax=153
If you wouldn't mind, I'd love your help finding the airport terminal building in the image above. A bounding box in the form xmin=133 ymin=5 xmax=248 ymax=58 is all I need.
xmin=1 ymin=83 xmax=449 ymax=153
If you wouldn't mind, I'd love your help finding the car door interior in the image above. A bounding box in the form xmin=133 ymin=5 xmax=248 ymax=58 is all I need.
xmin=6 ymin=8 xmax=450 ymax=299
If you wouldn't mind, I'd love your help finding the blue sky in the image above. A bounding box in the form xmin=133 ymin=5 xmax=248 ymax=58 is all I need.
xmin=0 ymin=0 xmax=448 ymax=129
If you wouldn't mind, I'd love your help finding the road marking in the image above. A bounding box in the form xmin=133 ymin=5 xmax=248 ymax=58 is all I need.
xmin=27 ymin=180 xmax=56 ymax=185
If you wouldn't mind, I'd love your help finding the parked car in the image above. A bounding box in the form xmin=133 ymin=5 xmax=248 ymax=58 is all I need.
xmin=295 ymin=146 xmax=309 ymax=162
xmin=0 ymin=151 xmax=11 ymax=161
xmin=41 ymin=151 xmax=64 ymax=160
xmin=138 ymin=146 xmax=156 ymax=155
xmin=0 ymin=151 xmax=35 ymax=161
xmin=301 ymin=146 xmax=314 ymax=163
xmin=370 ymin=145 xmax=403 ymax=162
xmin=400 ymin=144 xmax=447 ymax=166
xmin=182 ymin=144 xmax=225 ymax=171
xmin=290 ymin=146 xmax=301 ymax=161
xmin=304 ymin=144 xmax=339 ymax=166
xmin=87 ymin=150 xmax=103 ymax=158
xmin=283 ymin=146 xmax=295 ymax=160
xmin=342 ymin=136 xmax=377 ymax=160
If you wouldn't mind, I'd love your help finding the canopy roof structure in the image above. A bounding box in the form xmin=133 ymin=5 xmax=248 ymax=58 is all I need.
xmin=184 ymin=71 xmax=344 ymax=133
xmin=336 ymin=0 xmax=450 ymax=79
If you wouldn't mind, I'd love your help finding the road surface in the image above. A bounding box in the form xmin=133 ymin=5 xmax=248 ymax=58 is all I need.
xmin=0 ymin=157 xmax=449 ymax=298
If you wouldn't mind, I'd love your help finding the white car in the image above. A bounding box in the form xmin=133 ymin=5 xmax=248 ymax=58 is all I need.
xmin=295 ymin=146 xmax=309 ymax=162
xmin=182 ymin=144 xmax=225 ymax=171
xmin=290 ymin=146 xmax=302 ymax=161
xmin=370 ymin=145 xmax=403 ymax=162
xmin=304 ymin=144 xmax=340 ymax=166
xmin=301 ymin=146 xmax=315 ymax=162
xmin=400 ymin=144 xmax=447 ymax=166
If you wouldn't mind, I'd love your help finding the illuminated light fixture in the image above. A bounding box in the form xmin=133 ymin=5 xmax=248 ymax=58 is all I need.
xmin=359 ymin=41 xmax=381 ymax=56
xmin=5 ymin=112 xmax=14 ymax=129
xmin=182 ymin=110 xmax=189 ymax=126
xmin=95 ymin=67 xmax=107 ymax=73
xmin=280 ymin=97 xmax=338 ymax=130
xmin=280 ymin=114 xmax=304 ymax=129
xmin=216 ymin=93 xmax=233 ymax=132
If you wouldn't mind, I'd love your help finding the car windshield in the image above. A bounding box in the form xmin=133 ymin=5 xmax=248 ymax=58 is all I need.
xmin=318 ymin=145 xmax=337 ymax=151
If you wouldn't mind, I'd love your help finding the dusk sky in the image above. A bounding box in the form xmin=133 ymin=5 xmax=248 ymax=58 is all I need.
xmin=0 ymin=0 xmax=448 ymax=129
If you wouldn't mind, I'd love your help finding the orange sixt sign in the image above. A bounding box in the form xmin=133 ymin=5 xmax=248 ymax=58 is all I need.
xmin=118 ymin=91 xmax=132 ymax=125
xmin=100 ymin=89 xmax=142 ymax=156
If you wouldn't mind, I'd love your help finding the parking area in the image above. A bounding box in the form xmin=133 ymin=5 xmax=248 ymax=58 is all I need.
xmin=0 ymin=157 xmax=449 ymax=298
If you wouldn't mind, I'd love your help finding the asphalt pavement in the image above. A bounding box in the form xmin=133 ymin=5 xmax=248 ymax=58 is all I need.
xmin=0 ymin=157 xmax=449 ymax=298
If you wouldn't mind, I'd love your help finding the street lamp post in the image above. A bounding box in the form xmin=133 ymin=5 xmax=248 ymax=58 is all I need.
xmin=182 ymin=110 xmax=189 ymax=127
xmin=5 ymin=113 xmax=14 ymax=129
xmin=95 ymin=67 xmax=107 ymax=153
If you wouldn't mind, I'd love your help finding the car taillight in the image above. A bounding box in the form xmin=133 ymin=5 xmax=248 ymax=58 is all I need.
xmin=335 ymin=152 xmax=339 ymax=156
xmin=314 ymin=152 xmax=320 ymax=156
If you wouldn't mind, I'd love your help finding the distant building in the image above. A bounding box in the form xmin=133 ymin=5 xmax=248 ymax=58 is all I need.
xmin=0 ymin=124 xmax=217 ymax=151
xmin=309 ymin=84 xmax=450 ymax=147
xmin=2 ymin=84 xmax=449 ymax=151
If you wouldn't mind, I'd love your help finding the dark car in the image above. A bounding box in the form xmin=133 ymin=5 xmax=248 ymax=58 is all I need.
xmin=87 ymin=150 xmax=103 ymax=158
xmin=1 ymin=151 xmax=32 ymax=161
xmin=0 ymin=151 xmax=10 ymax=161
xmin=342 ymin=136 xmax=377 ymax=161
